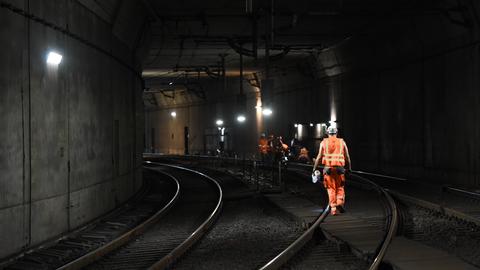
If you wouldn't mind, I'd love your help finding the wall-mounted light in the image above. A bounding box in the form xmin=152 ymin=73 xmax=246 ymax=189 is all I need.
xmin=169 ymin=82 xmax=173 ymax=85
xmin=294 ymin=123 xmax=298 ymax=127
xmin=216 ymin=119 xmax=224 ymax=126
xmin=46 ymin=51 xmax=62 ymax=65
xmin=237 ymin=115 xmax=246 ymax=123
xmin=262 ymin=108 xmax=273 ymax=116
xmin=309 ymin=123 xmax=314 ymax=127
xmin=170 ymin=111 xmax=177 ymax=117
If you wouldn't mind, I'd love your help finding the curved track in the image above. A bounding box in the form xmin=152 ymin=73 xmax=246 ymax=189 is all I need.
xmin=171 ymin=168 xmax=303 ymax=270
xmin=148 ymin=156 xmax=398 ymax=269
xmin=145 ymin=155 xmax=480 ymax=269
xmin=86 ymin=163 xmax=223 ymax=269
xmin=254 ymin=166 xmax=396 ymax=270
xmin=1 ymin=168 xmax=179 ymax=270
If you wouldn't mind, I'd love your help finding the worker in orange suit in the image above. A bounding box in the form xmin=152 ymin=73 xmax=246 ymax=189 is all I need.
xmin=297 ymin=147 xmax=311 ymax=164
xmin=258 ymin=133 xmax=269 ymax=161
xmin=312 ymin=125 xmax=351 ymax=215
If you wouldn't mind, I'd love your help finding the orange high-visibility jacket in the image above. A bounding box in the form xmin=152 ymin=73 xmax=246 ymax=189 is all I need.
xmin=259 ymin=138 xmax=269 ymax=154
xmin=321 ymin=137 xmax=346 ymax=167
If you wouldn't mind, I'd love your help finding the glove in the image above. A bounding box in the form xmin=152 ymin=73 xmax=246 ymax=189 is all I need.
xmin=312 ymin=170 xmax=321 ymax=183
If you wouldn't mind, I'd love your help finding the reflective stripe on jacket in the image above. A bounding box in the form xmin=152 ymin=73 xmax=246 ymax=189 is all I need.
xmin=321 ymin=137 xmax=345 ymax=167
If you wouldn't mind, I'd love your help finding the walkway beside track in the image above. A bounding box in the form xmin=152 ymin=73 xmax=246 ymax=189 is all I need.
xmin=265 ymin=193 xmax=322 ymax=227
xmin=320 ymin=214 xmax=384 ymax=259
xmin=268 ymin=172 xmax=480 ymax=270
xmin=270 ymin=190 xmax=479 ymax=270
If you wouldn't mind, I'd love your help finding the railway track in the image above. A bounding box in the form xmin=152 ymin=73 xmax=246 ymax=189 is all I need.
xmin=144 ymin=155 xmax=399 ymax=269
xmin=85 ymin=163 xmax=222 ymax=269
xmin=438 ymin=187 xmax=480 ymax=221
xmin=257 ymin=167 xmax=397 ymax=270
xmin=338 ymin=171 xmax=480 ymax=269
xmin=3 ymin=154 xmax=478 ymax=269
xmin=1 ymin=168 xmax=179 ymax=270
xmin=1 ymin=163 xmax=223 ymax=270
xmin=171 ymin=168 xmax=303 ymax=270
xmin=144 ymin=155 xmax=480 ymax=269
xmin=392 ymin=189 xmax=480 ymax=268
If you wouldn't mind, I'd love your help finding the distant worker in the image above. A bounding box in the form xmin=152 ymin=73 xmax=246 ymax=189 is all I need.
xmin=297 ymin=147 xmax=310 ymax=164
xmin=312 ymin=125 xmax=351 ymax=216
xmin=258 ymin=133 xmax=269 ymax=161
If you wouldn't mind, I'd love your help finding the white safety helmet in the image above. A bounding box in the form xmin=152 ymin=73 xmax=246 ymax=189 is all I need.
xmin=327 ymin=126 xmax=338 ymax=135
xmin=312 ymin=170 xmax=321 ymax=183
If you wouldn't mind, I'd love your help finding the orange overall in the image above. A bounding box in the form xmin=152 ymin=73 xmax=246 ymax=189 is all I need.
xmin=258 ymin=138 xmax=269 ymax=155
xmin=321 ymin=137 xmax=346 ymax=214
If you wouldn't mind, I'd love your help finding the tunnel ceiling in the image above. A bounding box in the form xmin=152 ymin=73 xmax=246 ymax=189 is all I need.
xmin=140 ymin=0 xmax=455 ymax=107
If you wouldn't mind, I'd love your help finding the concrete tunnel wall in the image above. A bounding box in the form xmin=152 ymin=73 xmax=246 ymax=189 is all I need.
xmin=317 ymin=0 xmax=480 ymax=187
xmin=146 ymin=0 xmax=480 ymax=187
xmin=0 ymin=0 xmax=146 ymax=258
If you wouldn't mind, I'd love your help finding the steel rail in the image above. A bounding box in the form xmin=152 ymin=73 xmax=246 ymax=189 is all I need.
xmin=57 ymin=167 xmax=181 ymax=270
xmin=388 ymin=189 xmax=480 ymax=227
xmin=144 ymin=154 xmax=408 ymax=182
xmin=145 ymin=162 xmax=224 ymax=270
xmin=444 ymin=186 xmax=480 ymax=199
xmin=259 ymin=166 xmax=398 ymax=270
xmin=259 ymin=206 xmax=330 ymax=270
xmin=286 ymin=161 xmax=407 ymax=182
xmin=350 ymin=173 xmax=398 ymax=270
xmin=0 ymin=171 xmax=149 ymax=269
xmin=144 ymin=154 xmax=399 ymax=269
xmin=351 ymin=170 xmax=407 ymax=181
xmin=257 ymin=161 xmax=328 ymax=270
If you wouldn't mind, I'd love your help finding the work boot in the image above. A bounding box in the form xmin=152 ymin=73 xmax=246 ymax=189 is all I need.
xmin=337 ymin=205 xmax=346 ymax=213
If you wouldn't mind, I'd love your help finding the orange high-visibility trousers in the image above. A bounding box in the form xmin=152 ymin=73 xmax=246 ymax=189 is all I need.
xmin=323 ymin=171 xmax=345 ymax=213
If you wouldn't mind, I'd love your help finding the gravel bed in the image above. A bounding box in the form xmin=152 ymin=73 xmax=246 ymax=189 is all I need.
xmin=173 ymin=196 xmax=303 ymax=270
xmin=401 ymin=202 xmax=480 ymax=267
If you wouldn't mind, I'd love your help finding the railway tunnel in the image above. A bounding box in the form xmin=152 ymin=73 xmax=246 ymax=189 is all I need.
xmin=1 ymin=0 xmax=480 ymax=269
